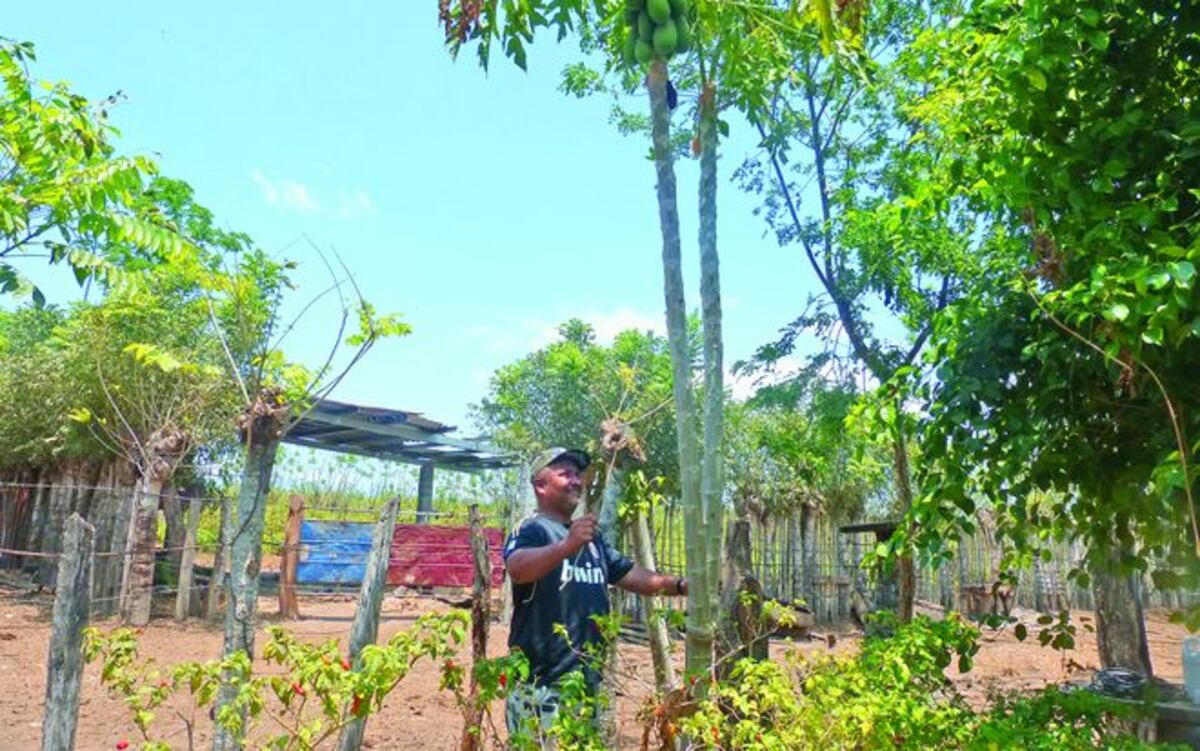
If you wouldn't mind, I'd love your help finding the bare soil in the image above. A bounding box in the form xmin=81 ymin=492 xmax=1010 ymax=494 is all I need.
xmin=0 ymin=587 xmax=1187 ymax=750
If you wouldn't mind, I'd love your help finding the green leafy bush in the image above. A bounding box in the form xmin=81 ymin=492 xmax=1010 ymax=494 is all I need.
xmin=679 ymin=615 xmax=1176 ymax=750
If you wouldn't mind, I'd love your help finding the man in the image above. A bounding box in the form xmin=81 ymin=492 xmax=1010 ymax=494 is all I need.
xmin=503 ymin=447 xmax=686 ymax=740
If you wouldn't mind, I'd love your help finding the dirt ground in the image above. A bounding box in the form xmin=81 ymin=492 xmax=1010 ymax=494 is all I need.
xmin=0 ymin=587 xmax=1188 ymax=751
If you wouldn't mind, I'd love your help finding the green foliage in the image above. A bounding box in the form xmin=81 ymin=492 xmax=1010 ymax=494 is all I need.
xmin=0 ymin=39 xmax=190 ymax=303
xmin=472 ymin=318 xmax=682 ymax=494
xmin=678 ymin=615 xmax=1170 ymax=750
xmin=83 ymin=612 xmax=468 ymax=749
xmin=725 ymin=379 xmax=887 ymax=521
xmin=894 ymin=0 xmax=1200 ymax=594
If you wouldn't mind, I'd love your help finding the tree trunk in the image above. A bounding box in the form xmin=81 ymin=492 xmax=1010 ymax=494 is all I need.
xmin=632 ymin=510 xmax=676 ymax=693
xmin=213 ymin=398 xmax=286 ymax=751
xmin=890 ymin=428 xmax=916 ymax=623
xmin=120 ymin=474 xmax=166 ymax=626
xmin=1091 ymin=540 xmax=1153 ymax=677
xmin=176 ymin=493 xmax=203 ymax=621
xmin=696 ymin=78 xmax=725 ymax=661
xmin=161 ymin=481 xmax=186 ymax=579
xmin=647 ymin=58 xmax=709 ymax=680
xmin=716 ymin=514 xmax=766 ymax=680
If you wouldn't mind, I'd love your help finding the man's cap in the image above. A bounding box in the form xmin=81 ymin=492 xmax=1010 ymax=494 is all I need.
xmin=529 ymin=447 xmax=590 ymax=481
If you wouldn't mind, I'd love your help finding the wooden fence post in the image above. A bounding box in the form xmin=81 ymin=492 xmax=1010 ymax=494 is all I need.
xmin=337 ymin=496 xmax=400 ymax=751
xmin=205 ymin=495 xmax=231 ymax=621
xmin=278 ymin=495 xmax=304 ymax=619
xmin=176 ymin=496 xmax=204 ymax=621
xmin=460 ymin=505 xmax=491 ymax=751
xmin=41 ymin=513 xmax=95 ymax=751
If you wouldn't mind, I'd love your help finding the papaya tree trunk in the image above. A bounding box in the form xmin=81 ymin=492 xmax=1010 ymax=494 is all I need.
xmin=647 ymin=58 xmax=710 ymax=679
xmin=697 ymin=78 xmax=725 ymax=655
xmin=213 ymin=397 xmax=287 ymax=751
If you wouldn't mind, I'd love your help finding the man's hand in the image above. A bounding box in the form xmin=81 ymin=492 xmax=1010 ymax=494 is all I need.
xmin=562 ymin=514 xmax=597 ymax=556
xmin=507 ymin=515 xmax=597 ymax=585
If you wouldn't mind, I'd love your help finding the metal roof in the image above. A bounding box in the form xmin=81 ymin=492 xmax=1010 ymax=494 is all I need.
xmin=284 ymin=399 xmax=515 ymax=472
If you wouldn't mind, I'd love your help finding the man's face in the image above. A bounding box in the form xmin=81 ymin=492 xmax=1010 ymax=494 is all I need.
xmin=533 ymin=460 xmax=584 ymax=516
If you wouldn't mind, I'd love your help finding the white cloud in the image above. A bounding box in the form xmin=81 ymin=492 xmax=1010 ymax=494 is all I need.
xmin=335 ymin=188 xmax=376 ymax=219
xmin=582 ymin=306 xmax=664 ymax=342
xmin=523 ymin=307 xmax=664 ymax=351
xmin=249 ymin=169 xmax=320 ymax=213
xmin=467 ymin=307 xmax=665 ymax=360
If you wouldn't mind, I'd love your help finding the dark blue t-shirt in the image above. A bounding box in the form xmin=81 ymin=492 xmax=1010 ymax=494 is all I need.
xmin=503 ymin=513 xmax=634 ymax=687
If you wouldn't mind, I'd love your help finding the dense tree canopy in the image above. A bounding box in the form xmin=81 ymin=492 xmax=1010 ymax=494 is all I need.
xmin=896 ymin=0 xmax=1199 ymax=580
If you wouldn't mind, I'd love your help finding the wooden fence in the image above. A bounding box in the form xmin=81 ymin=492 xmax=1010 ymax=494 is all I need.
xmin=627 ymin=504 xmax=1197 ymax=625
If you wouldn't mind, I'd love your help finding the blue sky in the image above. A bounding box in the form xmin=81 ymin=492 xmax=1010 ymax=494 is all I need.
xmin=9 ymin=2 xmax=823 ymax=434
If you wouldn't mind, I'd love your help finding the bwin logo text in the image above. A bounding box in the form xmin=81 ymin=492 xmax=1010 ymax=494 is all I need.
xmin=560 ymin=562 xmax=605 ymax=586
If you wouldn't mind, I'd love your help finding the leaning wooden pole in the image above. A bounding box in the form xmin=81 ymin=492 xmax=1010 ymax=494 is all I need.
xmin=278 ymin=494 xmax=304 ymax=619
xmin=41 ymin=514 xmax=95 ymax=751
xmin=632 ymin=510 xmax=676 ymax=693
xmin=336 ymin=496 xmax=401 ymax=751
xmin=459 ymin=504 xmax=491 ymax=751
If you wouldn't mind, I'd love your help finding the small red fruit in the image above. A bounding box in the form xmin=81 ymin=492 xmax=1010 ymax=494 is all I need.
xmin=116 ymin=741 xmax=130 ymax=750
xmin=292 ymin=682 xmax=305 ymax=696
xmin=498 ymin=672 xmax=508 ymax=689
xmin=351 ymin=695 xmax=363 ymax=714
xmin=341 ymin=659 xmax=352 ymax=671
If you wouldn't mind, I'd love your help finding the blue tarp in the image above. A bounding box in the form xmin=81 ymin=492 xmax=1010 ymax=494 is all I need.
xmin=296 ymin=520 xmax=373 ymax=585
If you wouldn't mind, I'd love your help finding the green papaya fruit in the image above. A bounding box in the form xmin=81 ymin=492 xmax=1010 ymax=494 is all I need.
xmin=624 ymin=32 xmax=639 ymax=65
xmin=675 ymin=17 xmax=692 ymax=52
xmin=638 ymin=11 xmax=654 ymax=42
xmin=653 ymin=18 xmax=678 ymax=57
xmin=635 ymin=38 xmax=654 ymax=64
xmin=647 ymin=0 xmax=671 ymax=24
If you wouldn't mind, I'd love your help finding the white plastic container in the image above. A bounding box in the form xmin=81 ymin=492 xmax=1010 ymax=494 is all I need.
xmin=1183 ymin=635 xmax=1200 ymax=702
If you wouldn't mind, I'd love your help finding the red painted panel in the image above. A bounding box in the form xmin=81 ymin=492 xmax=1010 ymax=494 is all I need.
xmin=387 ymin=523 xmax=504 ymax=588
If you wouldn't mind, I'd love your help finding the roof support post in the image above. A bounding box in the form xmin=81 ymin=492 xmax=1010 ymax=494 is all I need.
xmin=416 ymin=463 xmax=435 ymax=524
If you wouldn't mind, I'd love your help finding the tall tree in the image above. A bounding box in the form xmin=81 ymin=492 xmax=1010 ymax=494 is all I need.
xmin=439 ymin=0 xmax=824 ymax=676
xmin=898 ymin=0 xmax=1198 ymax=673
xmin=732 ymin=0 xmax=968 ymax=621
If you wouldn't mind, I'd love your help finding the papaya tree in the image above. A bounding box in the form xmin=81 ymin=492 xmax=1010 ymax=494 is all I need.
xmin=439 ymin=0 xmax=828 ymax=679
xmin=895 ymin=0 xmax=1199 ymax=673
